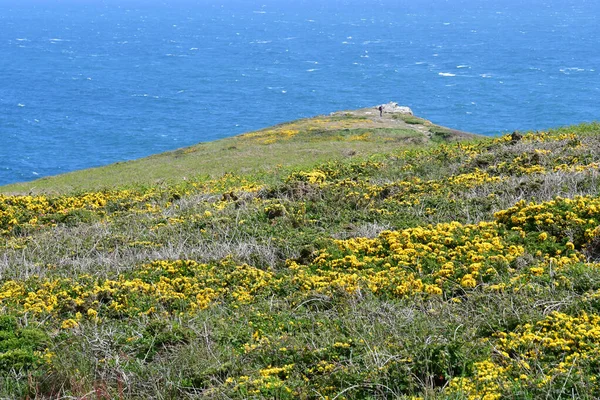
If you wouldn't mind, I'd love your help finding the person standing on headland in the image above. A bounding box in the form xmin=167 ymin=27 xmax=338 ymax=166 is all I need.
xmin=378 ymin=105 xmax=383 ymax=117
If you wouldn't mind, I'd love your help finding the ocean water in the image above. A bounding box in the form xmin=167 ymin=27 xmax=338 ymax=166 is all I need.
xmin=1 ymin=0 xmax=599 ymax=186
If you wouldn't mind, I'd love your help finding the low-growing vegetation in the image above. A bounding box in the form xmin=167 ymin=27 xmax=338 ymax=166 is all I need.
xmin=1 ymin=116 xmax=600 ymax=399
xmin=392 ymin=114 xmax=429 ymax=125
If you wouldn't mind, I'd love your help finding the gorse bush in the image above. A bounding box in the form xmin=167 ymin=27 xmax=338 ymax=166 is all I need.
xmin=0 ymin=123 xmax=600 ymax=398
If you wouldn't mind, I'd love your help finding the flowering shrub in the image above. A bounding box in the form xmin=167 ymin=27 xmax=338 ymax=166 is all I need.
xmin=1 ymin=124 xmax=600 ymax=398
xmin=450 ymin=311 xmax=600 ymax=399
xmin=0 ymin=260 xmax=279 ymax=322
xmin=290 ymin=221 xmax=524 ymax=298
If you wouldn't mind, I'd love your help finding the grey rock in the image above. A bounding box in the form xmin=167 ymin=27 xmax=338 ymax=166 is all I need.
xmin=379 ymin=102 xmax=413 ymax=115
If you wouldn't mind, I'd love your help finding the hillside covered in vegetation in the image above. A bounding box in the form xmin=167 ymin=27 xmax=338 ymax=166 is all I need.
xmin=1 ymin=111 xmax=600 ymax=399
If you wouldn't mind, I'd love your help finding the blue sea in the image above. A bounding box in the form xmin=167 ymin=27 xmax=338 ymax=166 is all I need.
xmin=1 ymin=0 xmax=599 ymax=186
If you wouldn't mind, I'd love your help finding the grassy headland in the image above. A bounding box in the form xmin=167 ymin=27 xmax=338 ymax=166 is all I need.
xmin=1 ymin=108 xmax=600 ymax=399
xmin=1 ymin=108 xmax=475 ymax=194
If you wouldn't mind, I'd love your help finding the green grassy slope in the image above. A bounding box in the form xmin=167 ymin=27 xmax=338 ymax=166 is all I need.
xmin=1 ymin=113 xmax=600 ymax=399
xmin=1 ymin=109 xmax=477 ymax=194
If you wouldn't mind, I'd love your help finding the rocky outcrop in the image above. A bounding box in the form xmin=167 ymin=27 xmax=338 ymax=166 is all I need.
xmin=330 ymin=102 xmax=414 ymax=118
xmin=380 ymin=102 xmax=413 ymax=115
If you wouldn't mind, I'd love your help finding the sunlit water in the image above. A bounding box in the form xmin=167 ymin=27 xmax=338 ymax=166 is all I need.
xmin=1 ymin=0 xmax=599 ymax=185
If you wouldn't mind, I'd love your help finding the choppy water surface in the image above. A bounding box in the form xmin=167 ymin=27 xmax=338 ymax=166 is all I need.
xmin=1 ymin=0 xmax=599 ymax=185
